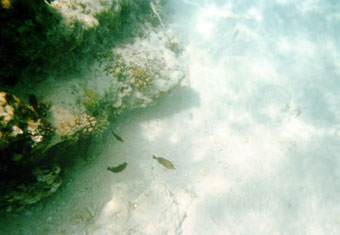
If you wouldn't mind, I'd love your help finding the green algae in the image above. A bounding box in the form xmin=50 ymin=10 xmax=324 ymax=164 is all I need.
xmin=82 ymin=89 xmax=99 ymax=113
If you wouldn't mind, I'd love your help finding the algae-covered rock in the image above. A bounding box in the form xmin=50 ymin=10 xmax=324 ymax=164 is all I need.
xmin=0 ymin=0 xmax=186 ymax=212
xmin=0 ymin=92 xmax=54 ymax=156
xmin=100 ymin=30 xmax=186 ymax=114
xmin=54 ymin=112 xmax=109 ymax=140
xmin=0 ymin=0 xmax=141 ymax=86
xmin=83 ymin=89 xmax=100 ymax=113
xmin=2 ymin=165 xmax=62 ymax=212
xmin=0 ymin=0 xmax=63 ymax=85
xmin=49 ymin=0 xmax=122 ymax=30
xmin=0 ymin=92 xmax=59 ymax=212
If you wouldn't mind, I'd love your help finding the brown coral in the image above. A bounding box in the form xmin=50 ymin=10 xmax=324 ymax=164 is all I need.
xmin=57 ymin=113 xmax=108 ymax=139
xmin=0 ymin=92 xmax=52 ymax=150
xmin=130 ymin=65 xmax=154 ymax=91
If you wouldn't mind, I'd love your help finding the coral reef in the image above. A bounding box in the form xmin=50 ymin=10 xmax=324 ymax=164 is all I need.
xmin=2 ymin=165 xmax=62 ymax=212
xmin=0 ymin=0 xmax=63 ymax=85
xmin=0 ymin=92 xmax=59 ymax=212
xmin=0 ymin=0 xmax=154 ymax=86
xmin=49 ymin=0 xmax=122 ymax=30
xmin=0 ymin=92 xmax=54 ymax=155
xmin=56 ymin=113 xmax=109 ymax=139
xmin=0 ymin=0 xmax=186 ymax=212
xmin=98 ymin=30 xmax=186 ymax=116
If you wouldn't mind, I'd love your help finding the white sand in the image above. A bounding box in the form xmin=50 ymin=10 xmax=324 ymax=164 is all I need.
xmin=1 ymin=0 xmax=340 ymax=234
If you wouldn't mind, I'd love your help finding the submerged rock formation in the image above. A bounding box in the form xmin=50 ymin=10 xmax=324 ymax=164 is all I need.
xmin=0 ymin=0 xmax=186 ymax=212
xmin=0 ymin=92 xmax=59 ymax=212
xmin=0 ymin=92 xmax=54 ymax=160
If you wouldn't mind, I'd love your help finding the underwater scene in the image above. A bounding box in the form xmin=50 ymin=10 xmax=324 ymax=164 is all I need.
xmin=1 ymin=0 xmax=340 ymax=234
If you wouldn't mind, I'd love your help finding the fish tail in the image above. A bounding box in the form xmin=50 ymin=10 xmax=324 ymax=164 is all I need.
xmin=152 ymin=155 xmax=156 ymax=159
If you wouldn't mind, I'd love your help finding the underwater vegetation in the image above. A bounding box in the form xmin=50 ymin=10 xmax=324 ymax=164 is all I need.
xmin=0 ymin=0 xmax=157 ymax=86
xmin=0 ymin=92 xmax=54 ymax=154
xmin=0 ymin=90 xmax=110 ymax=212
xmin=0 ymin=0 xmax=185 ymax=213
xmin=0 ymin=0 xmax=63 ymax=85
xmin=0 ymin=91 xmax=59 ymax=212
xmin=82 ymin=89 xmax=100 ymax=113
xmin=2 ymin=165 xmax=62 ymax=212
xmin=104 ymin=55 xmax=155 ymax=91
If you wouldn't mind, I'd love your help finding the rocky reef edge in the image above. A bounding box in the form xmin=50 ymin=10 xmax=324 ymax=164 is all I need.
xmin=0 ymin=0 xmax=186 ymax=212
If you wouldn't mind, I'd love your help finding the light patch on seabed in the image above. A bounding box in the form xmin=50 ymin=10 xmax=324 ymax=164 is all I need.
xmin=2 ymin=0 xmax=340 ymax=234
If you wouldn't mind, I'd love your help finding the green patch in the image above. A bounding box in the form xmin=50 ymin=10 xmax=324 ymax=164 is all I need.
xmin=83 ymin=89 xmax=99 ymax=112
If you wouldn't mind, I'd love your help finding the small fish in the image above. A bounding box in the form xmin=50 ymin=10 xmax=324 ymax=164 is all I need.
xmin=107 ymin=162 xmax=128 ymax=173
xmin=29 ymin=94 xmax=40 ymax=115
xmin=153 ymin=155 xmax=175 ymax=170
xmin=112 ymin=131 xmax=124 ymax=142
xmin=4 ymin=93 xmax=15 ymax=106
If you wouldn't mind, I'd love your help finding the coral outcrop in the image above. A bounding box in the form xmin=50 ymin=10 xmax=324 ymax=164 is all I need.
xmin=0 ymin=0 xmax=155 ymax=86
xmin=0 ymin=92 xmax=59 ymax=212
xmin=0 ymin=0 xmax=186 ymax=212
xmin=99 ymin=30 xmax=185 ymax=115
xmin=0 ymin=92 xmax=53 ymax=157
xmin=49 ymin=0 xmax=122 ymax=29
xmin=3 ymin=166 xmax=62 ymax=212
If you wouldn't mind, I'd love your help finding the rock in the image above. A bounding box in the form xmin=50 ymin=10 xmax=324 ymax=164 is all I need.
xmin=0 ymin=0 xmax=187 ymax=212
xmin=1 ymin=166 xmax=62 ymax=212
xmin=0 ymin=92 xmax=53 ymax=157
xmin=0 ymin=92 xmax=58 ymax=212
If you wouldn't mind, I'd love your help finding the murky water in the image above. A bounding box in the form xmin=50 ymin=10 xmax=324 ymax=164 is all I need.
xmin=2 ymin=0 xmax=340 ymax=234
